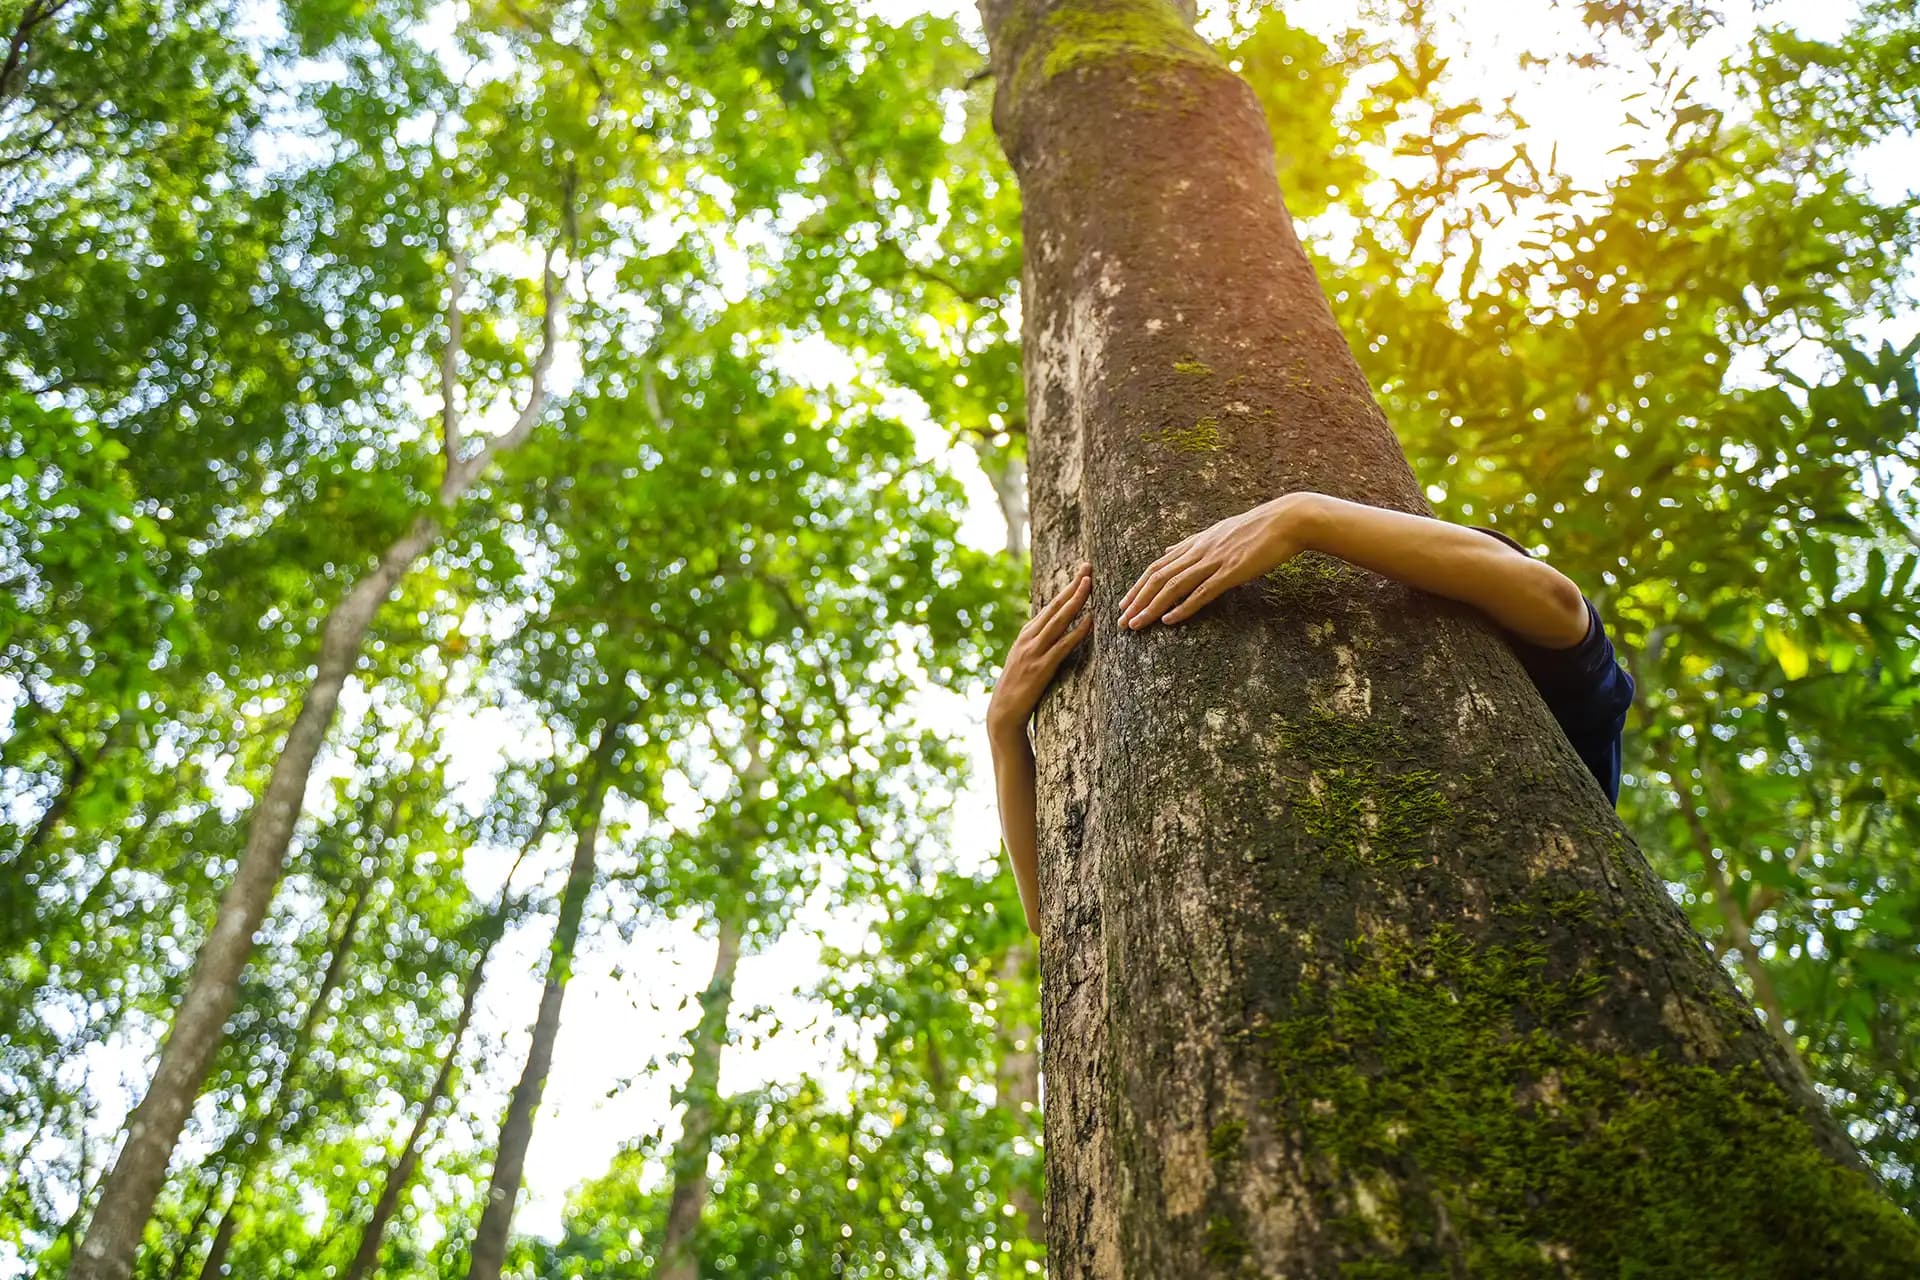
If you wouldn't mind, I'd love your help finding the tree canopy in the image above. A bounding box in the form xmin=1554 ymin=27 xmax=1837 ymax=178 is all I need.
xmin=1 ymin=0 xmax=1914 ymax=1274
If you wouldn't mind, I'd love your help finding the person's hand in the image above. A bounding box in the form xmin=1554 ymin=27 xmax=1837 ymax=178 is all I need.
xmin=1117 ymin=493 xmax=1321 ymax=630
xmin=987 ymin=562 xmax=1093 ymax=742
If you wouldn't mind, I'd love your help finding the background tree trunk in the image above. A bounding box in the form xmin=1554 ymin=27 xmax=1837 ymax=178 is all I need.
xmin=342 ymin=809 xmax=549 ymax=1280
xmin=974 ymin=2 xmax=1920 ymax=1275
xmin=994 ymin=943 xmax=1044 ymax=1249
xmin=465 ymin=726 xmax=621 ymax=1280
xmin=70 ymin=242 xmax=563 ymax=1280
xmin=980 ymin=411 xmax=1045 ymax=1250
xmin=193 ymin=870 xmax=376 ymax=1280
xmin=70 ymin=517 xmax=437 ymax=1280
xmin=654 ymin=913 xmax=743 ymax=1280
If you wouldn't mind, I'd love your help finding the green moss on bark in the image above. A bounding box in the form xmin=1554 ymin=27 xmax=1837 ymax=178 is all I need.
xmin=1203 ymin=1213 xmax=1250 ymax=1267
xmin=998 ymin=0 xmax=1223 ymax=113
xmin=1150 ymin=415 xmax=1223 ymax=451
xmin=1208 ymin=1117 xmax=1246 ymax=1164
xmin=1282 ymin=712 xmax=1452 ymax=871
xmin=1260 ymin=924 xmax=1920 ymax=1276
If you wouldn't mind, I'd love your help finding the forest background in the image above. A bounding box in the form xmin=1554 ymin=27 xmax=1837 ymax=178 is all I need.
xmin=2 ymin=0 xmax=1916 ymax=1275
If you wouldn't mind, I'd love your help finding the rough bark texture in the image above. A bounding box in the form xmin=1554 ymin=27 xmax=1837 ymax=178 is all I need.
xmin=655 ymin=913 xmax=744 ymax=1280
xmin=975 ymin=2 xmax=1920 ymax=1276
xmin=71 ymin=245 xmax=563 ymax=1280
xmin=465 ymin=749 xmax=616 ymax=1280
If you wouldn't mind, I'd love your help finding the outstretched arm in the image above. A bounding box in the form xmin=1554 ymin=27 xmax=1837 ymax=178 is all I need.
xmin=987 ymin=563 xmax=1093 ymax=935
xmin=1117 ymin=492 xmax=1590 ymax=648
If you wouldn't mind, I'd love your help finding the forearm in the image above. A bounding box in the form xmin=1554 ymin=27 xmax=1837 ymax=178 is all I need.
xmin=1291 ymin=493 xmax=1589 ymax=648
xmin=988 ymin=719 xmax=1042 ymax=935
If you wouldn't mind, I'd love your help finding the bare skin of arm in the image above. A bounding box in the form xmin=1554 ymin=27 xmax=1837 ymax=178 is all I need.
xmin=987 ymin=562 xmax=1093 ymax=935
xmin=1116 ymin=492 xmax=1591 ymax=648
xmin=987 ymin=499 xmax=1580 ymax=935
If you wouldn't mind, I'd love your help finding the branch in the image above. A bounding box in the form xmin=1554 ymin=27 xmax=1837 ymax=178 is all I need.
xmin=497 ymin=0 xmax=612 ymax=107
xmin=485 ymin=242 xmax=561 ymax=456
xmin=443 ymin=182 xmax=576 ymax=498
xmin=437 ymin=244 xmax=470 ymax=497
xmin=0 ymin=0 xmax=79 ymax=106
xmin=20 ymin=680 xmax=85 ymax=769
xmin=1867 ymin=454 xmax=1920 ymax=552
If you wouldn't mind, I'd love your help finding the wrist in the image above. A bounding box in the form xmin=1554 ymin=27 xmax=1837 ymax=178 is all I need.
xmin=987 ymin=711 xmax=1031 ymax=752
xmin=1263 ymin=490 xmax=1331 ymax=557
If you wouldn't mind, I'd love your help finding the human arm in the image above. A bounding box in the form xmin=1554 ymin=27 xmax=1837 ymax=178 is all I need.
xmin=1116 ymin=492 xmax=1590 ymax=648
xmin=987 ymin=562 xmax=1094 ymax=935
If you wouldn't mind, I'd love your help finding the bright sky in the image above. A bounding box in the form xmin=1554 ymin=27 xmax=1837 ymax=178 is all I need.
xmin=16 ymin=0 xmax=1913 ymax=1265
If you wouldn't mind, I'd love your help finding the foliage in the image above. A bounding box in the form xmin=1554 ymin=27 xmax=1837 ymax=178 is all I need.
xmin=0 ymin=0 xmax=1914 ymax=1273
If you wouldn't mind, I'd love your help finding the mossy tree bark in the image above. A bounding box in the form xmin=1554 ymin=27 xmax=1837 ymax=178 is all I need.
xmin=974 ymin=1 xmax=1920 ymax=1275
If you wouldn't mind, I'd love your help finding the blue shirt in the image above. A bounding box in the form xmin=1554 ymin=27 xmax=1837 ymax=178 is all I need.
xmin=1504 ymin=597 xmax=1635 ymax=804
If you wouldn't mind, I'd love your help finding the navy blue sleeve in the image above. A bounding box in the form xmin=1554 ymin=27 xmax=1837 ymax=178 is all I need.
xmin=1504 ymin=597 xmax=1635 ymax=804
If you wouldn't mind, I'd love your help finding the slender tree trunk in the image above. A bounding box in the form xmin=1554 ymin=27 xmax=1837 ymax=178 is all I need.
xmin=192 ymin=878 xmax=374 ymax=1280
xmin=67 ymin=519 xmax=429 ymax=1280
xmin=994 ymin=943 xmax=1044 ymax=1248
xmin=980 ymin=383 xmax=1045 ymax=1251
xmin=465 ymin=730 xmax=621 ymax=1280
xmin=8 ymin=716 xmax=120 ymax=874
xmin=156 ymin=1158 xmax=227 ymax=1280
xmin=342 ymin=808 xmax=551 ymax=1280
xmin=973 ymin=442 xmax=1030 ymax=559
xmin=339 ymin=927 xmax=493 ymax=1280
xmin=1681 ymin=800 xmax=1805 ymax=1063
xmin=70 ymin=240 xmax=565 ymax=1280
xmin=655 ymin=913 xmax=743 ymax=1280
xmin=974 ymin=3 xmax=1920 ymax=1275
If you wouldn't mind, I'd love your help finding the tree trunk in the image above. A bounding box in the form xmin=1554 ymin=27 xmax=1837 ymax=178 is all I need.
xmin=192 ymin=877 xmax=375 ymax=1280
xmin=994 ymin=942 xmax=1045 ymax=1248
xmin=158 ymin=1183 xmax=219 ymax=1280
xmin=973 ymin=3 xmax=1920 ymax=1275
xmin=70 ymin=241 xmax=564 ymax=1280
xmin=655 ymin=913 xmax=743 ymax=1280
xmin=342 ymin=807 xmax=550 ymax=1280
xmin=465 ymin=734 xmax=620 ymax=1280
xmin=972 ymin=441 xmax=1030 ymax=559
xmin=340 ymin=928 xmax=493 ymax=1280
xmin=65 ymin=519 xmax=431 ymax=1280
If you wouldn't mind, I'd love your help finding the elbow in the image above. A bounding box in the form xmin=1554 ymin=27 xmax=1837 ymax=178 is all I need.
xmin=1534 ymin=566 xmax=1591 ymax=648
